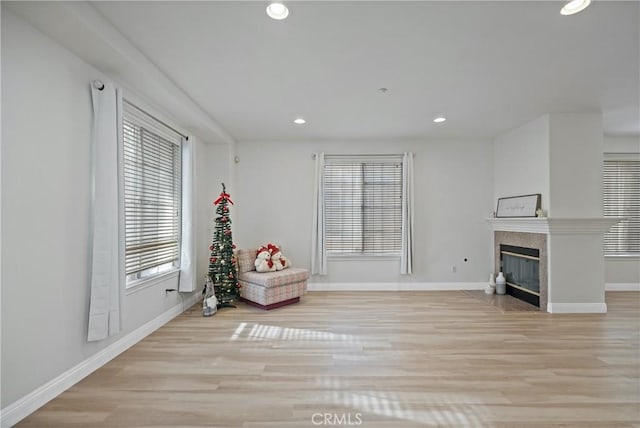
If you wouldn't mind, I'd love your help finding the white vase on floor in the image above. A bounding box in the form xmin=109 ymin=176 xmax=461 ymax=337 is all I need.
xmin=485 ymin=273 xmax=496 ymax=294
xmin=496 ymin=272 xmax=506 ymax=295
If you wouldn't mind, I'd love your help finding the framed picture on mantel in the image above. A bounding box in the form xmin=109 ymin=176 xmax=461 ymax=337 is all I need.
xmin=496 ymin=194 xmax=541 ymax=218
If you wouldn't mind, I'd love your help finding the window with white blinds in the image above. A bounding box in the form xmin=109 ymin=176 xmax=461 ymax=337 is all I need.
xmin=324 ymin=155 xmax=403 ymax=255
xmin=123 ymin=101 xmax=182 ymax=283
xmin=603 ymin=155 xmax=640 ymax=256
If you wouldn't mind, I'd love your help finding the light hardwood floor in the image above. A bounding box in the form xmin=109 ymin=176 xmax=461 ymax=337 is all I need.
xmin=18 ymin=291 xmax=640 ymax=427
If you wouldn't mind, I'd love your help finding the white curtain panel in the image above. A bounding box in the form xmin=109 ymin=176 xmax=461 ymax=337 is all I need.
xmin=311 ymin=152 xmax=327 ymax=275
xmin=179 ymin=136 xmax=197 ymax=292
xmin=88 ymin=83 xmax=123 ymax=341
xmin=400 ymin=152 xmax=414 ymax=275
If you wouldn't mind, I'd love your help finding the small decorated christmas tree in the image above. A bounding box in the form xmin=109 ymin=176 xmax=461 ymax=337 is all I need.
xmin=207 ymin=183 xmax=240 ymax=308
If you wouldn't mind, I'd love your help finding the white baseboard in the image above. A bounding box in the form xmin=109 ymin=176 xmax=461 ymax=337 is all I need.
xmin=0 ymin=293 xmax=200 ymax=428
xmin=307 ymin=282 xmax=486 ymax=291
xmin=547 ymin=302 xmax=607 ymax=314
xmin=606 ymin=283 xmax=640 ymax=291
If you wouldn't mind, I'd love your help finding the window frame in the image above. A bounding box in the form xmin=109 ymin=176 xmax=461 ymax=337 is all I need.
xmin=603 ymin=152 xmax=640 ymax=258
xmin=323 ymin=154 xmax=404 ymax=258
xmin=121 ymin=99 xmax=184 ymax=288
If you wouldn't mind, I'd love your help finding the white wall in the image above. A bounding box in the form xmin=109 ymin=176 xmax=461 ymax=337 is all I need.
xmin=1 ymin=10 xmax=228 ymax=410
xmin=493 ymin=115 xmax=550 ymax=213
xmin=196 ymin=142 xmax=232 ymax=285
xmin=234 ymin=140 xmax=494 ymax=284
xmin=605 ymin=258 xmax=640 ymax=286
xmin=604 ymin=135 xmax=640 ymax=153
xmin=0 ymin=3 xmax=4 ymax=416
xmin=549 ymin=113 xmax=603 ymax=218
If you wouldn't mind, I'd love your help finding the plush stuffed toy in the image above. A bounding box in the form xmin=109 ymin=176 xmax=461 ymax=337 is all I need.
xmin=273 ymin=250 xmax=291 ymax=270
xmin=267 ymin=243 xmax=279 ymax=256
xmin=268 ymin=243 xmax=291 ymax=271
xmin=255 ymin=246 xmax=275 ymax=272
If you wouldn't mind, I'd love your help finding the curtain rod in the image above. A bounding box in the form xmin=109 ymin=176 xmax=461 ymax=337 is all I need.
xmin=93 ymin=80 xmax=189 ymax=140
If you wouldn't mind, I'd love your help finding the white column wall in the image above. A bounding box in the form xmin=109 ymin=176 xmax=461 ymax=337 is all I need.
xmin=493 ymin=115 xmax=550 ymax=213
xmin=548 ymin=113 xmax=603 ymax=218
xmin=493 ymin=113 xmax=614 ymax=312
xmin=547 ymin=233 xmax=606 ymax=309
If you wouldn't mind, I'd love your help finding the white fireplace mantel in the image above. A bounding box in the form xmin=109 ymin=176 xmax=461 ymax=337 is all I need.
xmin=486 ymin=217 xmax=623 ymax=235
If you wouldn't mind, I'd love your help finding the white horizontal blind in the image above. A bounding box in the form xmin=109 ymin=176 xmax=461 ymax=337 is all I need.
xmin=603 ymin=156 xmax=640 ymax=255
xmin=324 ymin=155 xmax=403 ymax=255
xmin=123 ymin=101 xmax=182 ymax=280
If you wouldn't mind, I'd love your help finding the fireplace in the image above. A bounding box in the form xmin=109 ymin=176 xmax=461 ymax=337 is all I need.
xmin=500 ymin=245 xmax=540 ymax=307
xmin=494 ymin=231 xmax=547 ymax=311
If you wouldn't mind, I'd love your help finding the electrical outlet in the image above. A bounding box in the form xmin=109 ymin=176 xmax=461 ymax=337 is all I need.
xmin=451 ymin=265 xmax=457 ymax=273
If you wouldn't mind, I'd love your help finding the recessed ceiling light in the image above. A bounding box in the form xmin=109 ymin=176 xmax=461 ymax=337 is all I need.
xmin=433 ymin=116 xmax=447 ymax=123
xmin=293 ymin=118 xmax=306 ymax=125
xmin=266 ymin=2 xmax=289 ymax=20
xmin=560 ymin=0 xmax=591 ymax=16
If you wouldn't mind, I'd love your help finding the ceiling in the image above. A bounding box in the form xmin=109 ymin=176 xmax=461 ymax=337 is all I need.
xmin=17 ymin=1 xmax=640 ymax=142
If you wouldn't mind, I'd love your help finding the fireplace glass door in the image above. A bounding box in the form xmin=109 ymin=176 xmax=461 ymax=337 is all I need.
xmin=500 ymin=245 xmax=540 ymax=306
xmin=502 ymin=253 xmax=540 ymax=295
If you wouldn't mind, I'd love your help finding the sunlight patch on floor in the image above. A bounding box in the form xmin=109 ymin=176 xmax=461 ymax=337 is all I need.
xmin=229 ymin=322 xmax=361 ymax=344
xmin=230 ymin=322 xmax=247 ymax=340
xmin=313 ymin=376 xmax=489 ymax=427
xmin=331 ymin=390 xmax=488 ymax=427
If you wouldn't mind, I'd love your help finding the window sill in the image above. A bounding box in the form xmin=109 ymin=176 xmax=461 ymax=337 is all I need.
xmin=328 ymin=254 xmax=401 ymax=262
xmin=125 ymin=269 xmax=180 ymax=295
xmin=605 ymin=255 xmax=640 ymax=261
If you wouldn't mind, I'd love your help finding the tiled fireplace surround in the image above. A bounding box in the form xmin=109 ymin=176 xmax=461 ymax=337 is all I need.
xmin=494 ymin=231 xmax=547 ymax=312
